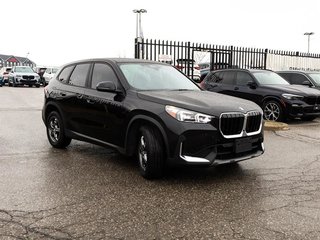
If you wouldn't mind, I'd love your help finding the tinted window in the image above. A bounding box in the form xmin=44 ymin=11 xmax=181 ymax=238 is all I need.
xmin=220 ymin=71 xmax=235 ymax=85
xmin=69 ymin=64 xmax=90 ymax=87
xmin=278 ymin=73 xmax=292 ymax=83
xmin=291 ymin=74 xmax=309 ymax=85
xmin=58 ymin=65 xmax=75 ymax=83
xmin=236 ymin=72 xmax=254 ymax=85
xmin=91 ymin=63 xmax=118 ymax=89
xmin=206 ymin=72 xmax=220 ymax=83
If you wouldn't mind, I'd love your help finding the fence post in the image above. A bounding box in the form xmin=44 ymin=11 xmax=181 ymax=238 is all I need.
xmin=264 ymin=48 xmax=268 ymax=69
xmin=134 ymin=38 xmax=139 ymax=59
xmin=187 ymin=42 xmax=191 ymax=77
xmin=229 ymin=46 xmax=233 ymax=68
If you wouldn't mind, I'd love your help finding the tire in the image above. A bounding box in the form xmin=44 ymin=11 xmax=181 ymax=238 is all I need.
xmin=301 ymin=116 xmax=317 ymax=121
xmin=263 ymin=100 xmax=285 ymax=122
xmin=46 ymin=111 xmax=71 ymax=148
xmin=137 ymin=126 xmax=165 ymax=179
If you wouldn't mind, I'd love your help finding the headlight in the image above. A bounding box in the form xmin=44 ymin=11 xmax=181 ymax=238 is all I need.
xmin=165 ymin=106 xmax=213 ymax=123
xmin=282 ymin=94 xmax=304 ymax=100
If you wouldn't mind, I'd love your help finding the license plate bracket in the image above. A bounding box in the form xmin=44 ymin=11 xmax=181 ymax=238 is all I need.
xmin=235 ymin=138 xmax=252 ymax=153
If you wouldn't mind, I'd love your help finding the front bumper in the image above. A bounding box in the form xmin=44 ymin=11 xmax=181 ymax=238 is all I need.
xmin=285 ymin=100 xmax=320 ymax=118
xmin=15 ymin=79 xmax=39 ymax=85
xmin=161 ymin=113 xmax=264 ymax=167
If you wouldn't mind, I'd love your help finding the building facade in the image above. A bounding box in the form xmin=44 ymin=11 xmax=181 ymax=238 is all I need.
xmin=0 ymin=54 xmax=36 ymax=68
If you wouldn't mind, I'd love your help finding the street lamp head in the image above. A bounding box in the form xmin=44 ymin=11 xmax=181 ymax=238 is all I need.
xmin=304 ymin=32 xmax=315 ymax=36
xmin=133 ymin=9 xmax=147 ymax=13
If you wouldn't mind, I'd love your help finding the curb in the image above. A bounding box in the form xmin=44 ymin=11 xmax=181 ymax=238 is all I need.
xmin=264 ymin=121 xmax=289 ymax=131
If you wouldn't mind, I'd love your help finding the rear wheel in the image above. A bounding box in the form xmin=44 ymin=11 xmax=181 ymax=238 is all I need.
xmin=138 ymin=126 xmax=165 ymax=179
xmin=46 ymin=111 xmax=71 ymax=148
xmin=263 ymin=100 xmax=285 ymax=122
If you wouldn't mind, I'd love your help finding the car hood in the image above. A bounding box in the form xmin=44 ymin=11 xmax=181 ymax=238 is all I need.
xmin=137 ymin=90 xmax=262 ymax=116
xmin=262 ymin=84 xmax=320 ymax=96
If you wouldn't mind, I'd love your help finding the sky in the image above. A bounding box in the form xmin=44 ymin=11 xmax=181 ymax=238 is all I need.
xmin=1 ymin=0 xmax=319 ymax=67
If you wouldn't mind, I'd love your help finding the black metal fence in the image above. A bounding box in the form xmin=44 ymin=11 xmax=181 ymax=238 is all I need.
xmin=134 ymin=38 xmax=320 ymax=77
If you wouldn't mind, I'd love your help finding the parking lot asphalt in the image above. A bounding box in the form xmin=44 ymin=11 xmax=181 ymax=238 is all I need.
xmin=0 ymin=86 xmax=320 ymax=240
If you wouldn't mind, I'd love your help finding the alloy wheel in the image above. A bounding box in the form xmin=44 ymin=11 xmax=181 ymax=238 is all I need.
xmin=138 ymin=136 xmax=148 ymax=171
xmin=48 ymin=116 xmax=61 ymax=143
xmin=264 ymin=102 xmax=280 ymax=121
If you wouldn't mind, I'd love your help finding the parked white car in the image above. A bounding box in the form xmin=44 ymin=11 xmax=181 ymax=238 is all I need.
xmin=0 ymin=67 xmax=12 ymax=84
xmin=43 ymin=67 xmax=59 ymax=85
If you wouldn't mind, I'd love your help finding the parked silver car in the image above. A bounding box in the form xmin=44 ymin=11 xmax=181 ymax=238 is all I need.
xmin=8 ymin=66 xmax=41 ymax=87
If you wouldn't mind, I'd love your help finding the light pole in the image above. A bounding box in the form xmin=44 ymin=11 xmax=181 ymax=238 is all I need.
xmin=133 ymin=9 xmax=147 ymax=41
xmin=304 ymin=32 xmax=314 ymax=53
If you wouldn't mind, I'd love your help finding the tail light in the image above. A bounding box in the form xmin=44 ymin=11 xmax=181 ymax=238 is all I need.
xmin=175 ymin=65 xmax=184 ymax=70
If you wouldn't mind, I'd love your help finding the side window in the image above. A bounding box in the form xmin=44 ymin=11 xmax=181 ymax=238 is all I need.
xmin=291 ymin=74 xmax=309 ymax=85
xmin=91 ymin=63 xmax=118 ymax=89
xmin=207 ymin=72 xmax=221 ymax=83
xmin=58 ymin=65 xmax=75 ymax=83
xmin=236 ymin=71 xmax=254 ymax=85
xmin=220 ymin=71 xmax=235 ymax=85
xmin=68 ymin=64 xmax=91 ymax=87
xmin=278 ymin=73 xmax=292 ymax=83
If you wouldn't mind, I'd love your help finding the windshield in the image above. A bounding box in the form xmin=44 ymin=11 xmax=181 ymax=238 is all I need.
xmin=119 ymin=63 xmax=200 ymax=91
xmin=308 ymin=73 xmax=320 ymax=86
xmin=253 ymin=72 xmax=289 ymax=85
xmin=15 ymin=66 xmax=34 ymax=73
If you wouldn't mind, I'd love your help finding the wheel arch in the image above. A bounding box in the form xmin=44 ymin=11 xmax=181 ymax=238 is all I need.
xmin=125 ymin=115 xmax=169 ymax=158
xmin=44 ymin=102 xmax=64 ymax=125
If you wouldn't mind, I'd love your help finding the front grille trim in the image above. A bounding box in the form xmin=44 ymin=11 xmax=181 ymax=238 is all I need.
xmin=219 ymin=111 xmax=262 ymax=139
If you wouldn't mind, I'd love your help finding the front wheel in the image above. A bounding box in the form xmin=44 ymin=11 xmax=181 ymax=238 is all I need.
xmin=46 ymin=111 xmax=71 ymax=148
xmin=138 ymin=126 xmax=165 ymax=179
xmin=263 ymin=100 xmax=285 ymax=122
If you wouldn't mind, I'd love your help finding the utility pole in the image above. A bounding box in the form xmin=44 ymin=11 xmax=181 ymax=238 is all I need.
xmin=304 ymin=32 xmax=314 ymax=53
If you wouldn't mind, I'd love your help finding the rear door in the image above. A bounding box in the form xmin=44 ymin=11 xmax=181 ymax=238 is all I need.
xmin=59 ymin=63 xmax=91 ymax=134
xmin=215 ymin=71 xmax=237 ymax=97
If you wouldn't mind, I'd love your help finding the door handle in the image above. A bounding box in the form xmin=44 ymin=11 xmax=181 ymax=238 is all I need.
xmin=59 ymin=92 xmax=66 ymax=97
xmin=86 ymin=99 xmax=95 ymax=104
xmin=234 ymin=87 xmax=239 ymax=90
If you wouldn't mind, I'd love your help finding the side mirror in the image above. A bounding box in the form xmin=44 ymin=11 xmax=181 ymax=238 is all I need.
xmin=96 ymin=81 xmax=121 ymax=93
xmin=302 ymin=80 xmax=312 ymax=87
xmin=247 ymin=81 xmax=257 ymax=89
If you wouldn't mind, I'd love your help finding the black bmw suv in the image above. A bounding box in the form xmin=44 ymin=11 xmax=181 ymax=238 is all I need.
xmin=201 ymin=69 xmax=320 ymax=122
xmin=42 ymin=59 xmax=264 ymax=178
